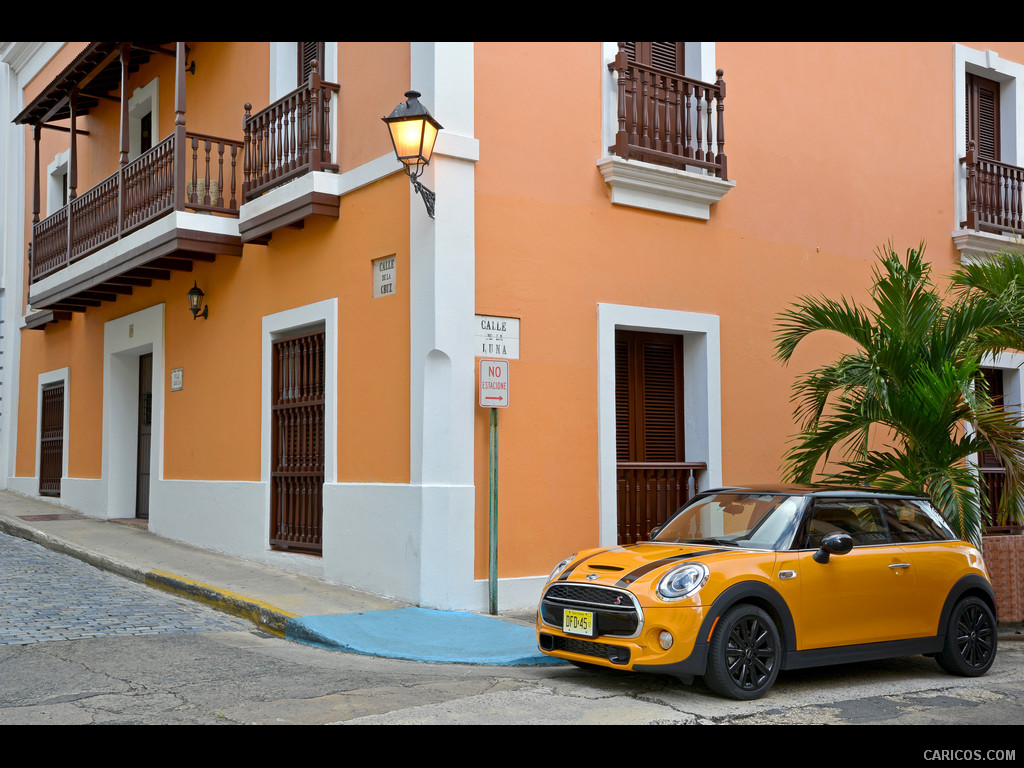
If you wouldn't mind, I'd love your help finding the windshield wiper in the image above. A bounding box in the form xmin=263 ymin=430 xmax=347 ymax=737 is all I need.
xmin=684 ymin=537 xmax=735 ymax=546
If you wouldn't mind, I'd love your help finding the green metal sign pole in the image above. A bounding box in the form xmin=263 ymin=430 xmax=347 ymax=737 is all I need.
xmin=489 ymin=406 xmax=498 ymax=615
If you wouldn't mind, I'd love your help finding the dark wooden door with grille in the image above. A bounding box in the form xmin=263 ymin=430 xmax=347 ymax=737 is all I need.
xmin=615 ymin=331 xmax=703 ymax=544
xmin=271 ymin=330 xmax=325 ymax=553
xmin=978 ymin=367 xmax=1007 ymax=527
xmin=39 ymin=383 xmax=64 ymax=497
xmin=136 ymin=353 xmax=153 ymax=519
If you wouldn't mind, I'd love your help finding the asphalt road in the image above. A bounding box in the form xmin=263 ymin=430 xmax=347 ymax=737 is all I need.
xmin=3 ymin=530 xmax=1024 ymax=735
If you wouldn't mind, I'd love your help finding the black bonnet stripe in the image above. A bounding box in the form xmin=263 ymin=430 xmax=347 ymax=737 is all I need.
xmin=615 ymin=549 xmax=725 ymax=587
xmin=557 ymin=548 xmax=627 ymax=581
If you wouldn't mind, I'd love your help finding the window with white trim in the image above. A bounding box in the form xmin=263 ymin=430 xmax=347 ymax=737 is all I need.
xmin=598 ymin=42 xmax=735 ymax=220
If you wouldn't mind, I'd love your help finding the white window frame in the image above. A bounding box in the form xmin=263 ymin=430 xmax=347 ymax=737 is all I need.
xmin=46 ymin=149 xmax=70 ymax=217
xmin=597 ymin=303 xmax=722 ymax=547
xmin=128 ymin=77 xmax=159 ymax=160
xmin=261 ymin=298 xmax=338 ymax=549
xmin=952 ymin=45 xmax=1024 ymax=257
xmin=269 ymin=43 xmax=338 ymax=169
xmin=598 ymin=42 xmax=734 ymax=220
xmin=36 ymin=367 xmax=69 ymax=495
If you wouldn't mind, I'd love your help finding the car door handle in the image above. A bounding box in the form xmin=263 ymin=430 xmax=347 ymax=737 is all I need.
xmin=888 ymin=563 xmax=911 ymax=570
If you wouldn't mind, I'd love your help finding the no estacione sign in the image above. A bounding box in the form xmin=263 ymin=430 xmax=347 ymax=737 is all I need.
xmin=478 ymin=359 xmax=509 ymax=408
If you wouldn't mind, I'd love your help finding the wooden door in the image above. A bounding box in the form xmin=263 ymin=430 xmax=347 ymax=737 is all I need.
xmin=966 ymin=73 xmax=1000 ymax=160
xmin=978 ymin=367 xmax=1006 ymax=527
xmin=270 ymin=331 xmax=325 ymax=553
xmin=615 ymin=331 xmax=700 ymax=544
xmin=39 ymin=383 xmax=64 ymax=497
xmin=136 ymin=354 xmax=153 ymax=519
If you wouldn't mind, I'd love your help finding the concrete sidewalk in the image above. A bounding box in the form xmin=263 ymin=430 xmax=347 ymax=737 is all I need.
xmin=0 ymin=490 xmax=556 ymax=667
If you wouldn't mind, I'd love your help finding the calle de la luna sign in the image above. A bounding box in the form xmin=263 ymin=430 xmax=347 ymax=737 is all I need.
xmin=474 ymin=315 xmax=519 ymax=359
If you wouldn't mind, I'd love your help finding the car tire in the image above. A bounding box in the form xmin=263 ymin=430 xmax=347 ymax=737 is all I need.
xmin=936 ymin=596 xmax=997 ymax=677
xmin=704 ymin=604 xmax=781 ymax=700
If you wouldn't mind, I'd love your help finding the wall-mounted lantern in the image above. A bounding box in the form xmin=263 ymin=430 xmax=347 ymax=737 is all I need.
xmin=382 ymin=90 xmax=443 ymax=219
xmin=187 ymin=281 xmax=208 ymax=320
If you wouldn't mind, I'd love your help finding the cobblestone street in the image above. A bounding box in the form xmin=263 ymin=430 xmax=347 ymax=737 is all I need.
xmin=0 ymin=531 xmax=249 ymax=645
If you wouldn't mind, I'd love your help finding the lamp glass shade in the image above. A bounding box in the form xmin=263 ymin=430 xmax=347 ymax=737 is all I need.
xmin=187 ymin=282 xmax=205 ymax=315
xmin=383 ymin=91 xmax=442 ymax=178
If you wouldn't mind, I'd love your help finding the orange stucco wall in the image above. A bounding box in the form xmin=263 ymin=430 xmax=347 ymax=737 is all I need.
xmin=16 ymin=43 xmax=411 ymax=485
xmin=16 ymin=42 xmax=1024 ymax=585
xmin=469 ymin=41 xmax=1024 ymax=579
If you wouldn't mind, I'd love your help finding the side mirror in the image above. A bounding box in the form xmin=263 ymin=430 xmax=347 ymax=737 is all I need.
xmin=812 ymin=532 xmax=854 ymax=564
xmin=649 ymin=526 xmax=663 ymax=539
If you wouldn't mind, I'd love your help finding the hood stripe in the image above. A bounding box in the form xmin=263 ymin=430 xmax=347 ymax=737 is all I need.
xmin=557 ymin=548 xmax=626 ymax=580
xmin=614 ymin=548 xmax=725 ymax=587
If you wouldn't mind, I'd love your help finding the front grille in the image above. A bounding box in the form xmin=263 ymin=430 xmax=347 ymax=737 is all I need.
xmin=542 ymin=634 xmax=631 ymax=665
xmin=545 ymin=583 xmax=630 ymax=606
xmin=540 ymin=583 xmax=642 ymax=638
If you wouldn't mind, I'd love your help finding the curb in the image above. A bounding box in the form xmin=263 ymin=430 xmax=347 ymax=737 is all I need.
xmin=145 ymin=570 xmax=296 ymax=636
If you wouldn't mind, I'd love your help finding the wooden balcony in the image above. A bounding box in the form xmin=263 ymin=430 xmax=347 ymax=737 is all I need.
xmin=961 ymin=144 xmax=1024 ymax=234
xmin=608 ymin=50 xmax=727 ymax=180
xmin=616 ymin=461 xmax=707 ymax=544
xmin=239 ymin=61 xmax=340 ymax=244
xmin=27 ymin=130 xmax=244 ymax=320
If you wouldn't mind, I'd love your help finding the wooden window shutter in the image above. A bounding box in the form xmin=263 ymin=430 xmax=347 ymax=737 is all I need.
xmin=623 ymin=42 xmax=685 ymax=75
xmin=967 ymin=73 xmax=1000 ymax=160
xmin=298 ymin=42 xmax=325 ymax=86
xmin=615 ymin=331 xmax=685 ymax=462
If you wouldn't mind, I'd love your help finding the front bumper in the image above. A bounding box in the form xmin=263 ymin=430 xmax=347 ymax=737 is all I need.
xmin=537 ymin=582 xmax=708 ymax=675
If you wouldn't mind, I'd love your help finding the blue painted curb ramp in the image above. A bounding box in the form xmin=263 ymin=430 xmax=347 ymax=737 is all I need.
xmin=285 ymin=606 xmax=564 ymax=666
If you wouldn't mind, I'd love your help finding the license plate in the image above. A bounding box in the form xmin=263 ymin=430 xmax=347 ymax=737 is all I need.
xmin=563 ymin=609 xmax=595 ymax=637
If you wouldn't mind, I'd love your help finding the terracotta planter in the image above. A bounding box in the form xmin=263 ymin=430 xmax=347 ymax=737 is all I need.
xmin=982 ymin=533 xmax=1024 ymax=623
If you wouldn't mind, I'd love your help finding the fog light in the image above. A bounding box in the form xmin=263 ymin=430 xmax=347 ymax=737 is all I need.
xmin=658 ymin=631 xmax=674 ymax=650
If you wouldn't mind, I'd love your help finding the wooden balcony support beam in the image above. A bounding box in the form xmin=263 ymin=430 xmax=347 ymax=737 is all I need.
xmin=75 ymin=289 xmax=119 ymax=302
xmin=125 ymin=267 xmax=170 ymax=281
xmin=105 ymin=275 xmax=151 ymax=287
xmin=148 ymin=257 xmax=193 ymax=271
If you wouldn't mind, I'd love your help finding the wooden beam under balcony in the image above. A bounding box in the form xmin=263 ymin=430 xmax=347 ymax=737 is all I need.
xmin=29 ymin=228 xmax=241 ymax=311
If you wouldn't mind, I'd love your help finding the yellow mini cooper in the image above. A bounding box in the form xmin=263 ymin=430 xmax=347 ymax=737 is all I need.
xmin=537 ymin=486 xmax=997 ymax=700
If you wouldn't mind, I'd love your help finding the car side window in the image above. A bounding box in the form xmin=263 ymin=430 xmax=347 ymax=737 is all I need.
xmin=804 ymin=500 xmax=890 ymax=548
xmin=880 ymin=499 xmax=957 ymax=543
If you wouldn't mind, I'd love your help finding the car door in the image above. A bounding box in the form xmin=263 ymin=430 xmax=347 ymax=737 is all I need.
xmin=878 ymin=497 xmax=963 ymax=638
xmin=797 ymin=498 xmax=918 ymax=649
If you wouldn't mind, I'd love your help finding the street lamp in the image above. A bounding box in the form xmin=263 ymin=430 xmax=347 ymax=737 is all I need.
xmin=187 ymin=281 xmax=208 ymax=320
xmin=383 ymin=90 xmax=442 ymax=218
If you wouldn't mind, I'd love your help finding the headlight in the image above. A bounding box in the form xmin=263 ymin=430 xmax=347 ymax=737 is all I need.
xmin=656 ymin=563 xmax=709 ymax=601
xmin=548 ymin=554 xmax=576 ymax=582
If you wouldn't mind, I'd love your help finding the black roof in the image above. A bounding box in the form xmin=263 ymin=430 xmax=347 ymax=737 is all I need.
xmin=14 ymin=42 xmax=174 ymax=126
xmin=703 ymin=484 xmax=930 ymax=500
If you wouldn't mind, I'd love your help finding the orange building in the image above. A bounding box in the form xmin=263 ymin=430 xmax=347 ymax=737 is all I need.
xmin=1 ymin=42 xmax=1022 ymax=611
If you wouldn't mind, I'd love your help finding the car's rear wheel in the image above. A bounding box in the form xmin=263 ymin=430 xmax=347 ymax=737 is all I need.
xmin=936 ymin=596 xmax=997 ymax=676
xmin=704 ymin=604 xmax=781 ymax=700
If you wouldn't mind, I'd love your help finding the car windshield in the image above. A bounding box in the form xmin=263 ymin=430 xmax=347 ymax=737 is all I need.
xmin=652 ymin=493 xmax=806 ymax=550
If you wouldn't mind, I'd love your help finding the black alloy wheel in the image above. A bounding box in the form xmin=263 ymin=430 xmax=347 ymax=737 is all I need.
xmin=937 ymin=596 xmax=997 ymax=676
xmin=704 ymin=604 xmax=781 ymax=700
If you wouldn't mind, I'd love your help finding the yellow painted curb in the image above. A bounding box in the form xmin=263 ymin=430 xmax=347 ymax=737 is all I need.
xmin=145 ymin=570 xmax=297 ymax=637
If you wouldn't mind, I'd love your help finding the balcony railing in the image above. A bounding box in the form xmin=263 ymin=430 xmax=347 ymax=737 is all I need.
xmin=31 ymin=131 xmax=243 ymax=283
xmin=961 ymin=142 xmax=1024 ymax=234
xmin=616 ymin=461 xmax=707 ymax=544
xmin=242 ymin=60 xmax=339 ymax=202
xmin=608 ymin=49 xmax=727 ymax=180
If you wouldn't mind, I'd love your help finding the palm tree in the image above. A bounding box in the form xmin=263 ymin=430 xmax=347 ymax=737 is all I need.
xmin=774 ymin=243 xmax=1024 ymax=545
